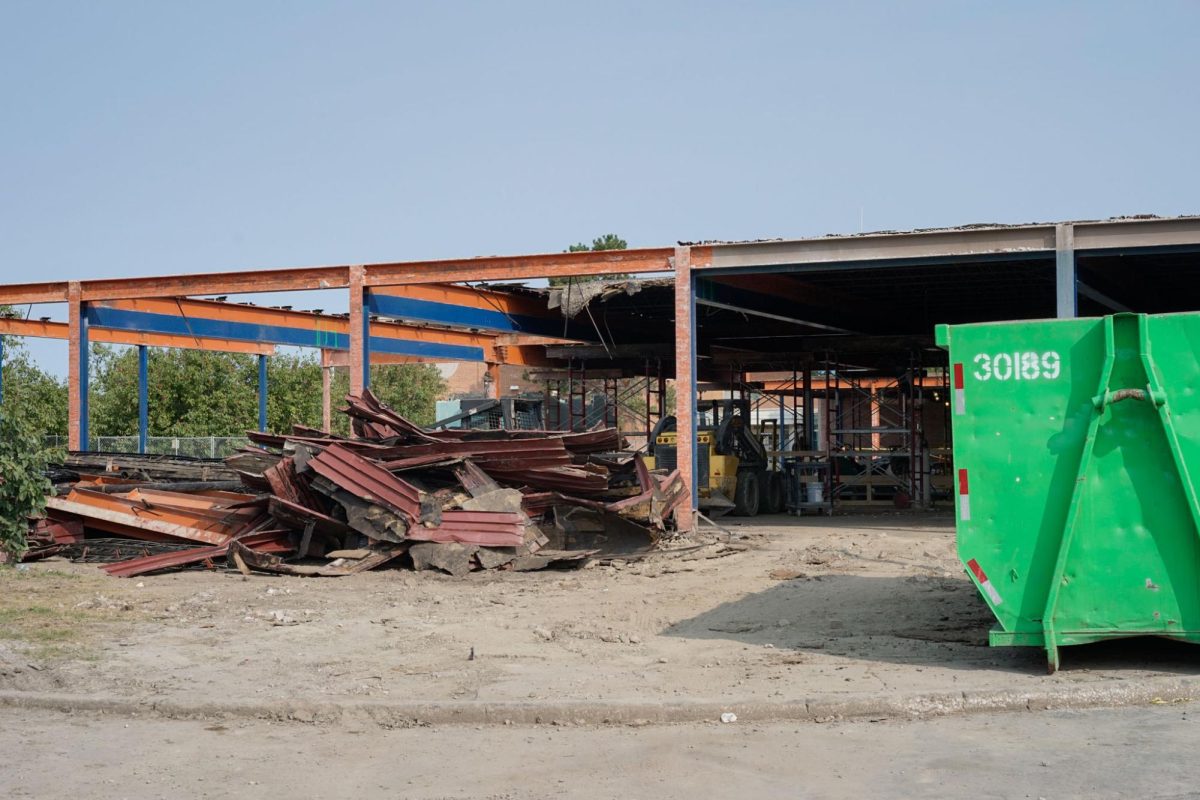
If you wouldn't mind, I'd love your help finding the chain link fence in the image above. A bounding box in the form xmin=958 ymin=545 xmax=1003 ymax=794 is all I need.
xmin=44 ymin=435 xmax=250 ymax=459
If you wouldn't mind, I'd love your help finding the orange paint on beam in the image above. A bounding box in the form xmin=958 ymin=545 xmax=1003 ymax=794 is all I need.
xmin=364 ymin=247 xmax=675 ymax=286
xmin=0 ymin=318 xmax=275 ymax=355
xmin=349 ymin=265 xmax=366 ymax=398
xmin=68 ymin=281 xmax=84 ymax=451
xmin=0 ymin=282 xmax=70 ymax=305
xmin=82 ymin=266 xmax=351 ymax=301
xmin=101 ymin=296 xmax=497 ymax=350
xmin=373 ymin=283 xmax=548 ymax=317
xmin=322 ymin=350 xmax=441 ymax=367
xmin=0 ymin=246 xmax=680 ymax=303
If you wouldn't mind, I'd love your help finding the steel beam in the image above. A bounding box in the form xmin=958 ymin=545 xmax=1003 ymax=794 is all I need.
xmin=369 ymin=284 xmax=582 ymax=338
xmin=1056 ymin=224 xmax=1077 ymax=319
xmin=68 ymin=282 xmax=88 ymax=451
xmin=0 ymin=317 xmax=276 ymax=355
xmin=674 ymin=246 xmax=696 ymax=532
xmin=320 ymin=357 xmax=332 ymax=434
xmin=92 ymin=301 xmax=488 ymax=362
xmin=100 ymin=297 xmax=493 ymax=355
xmin=138 ymin=345 xmax=148 ymax=454
xmin=363 ymin=248 xmax=677 ymax=286
xmin=258 ymin=354 xmax=268 ymax=432
xmin=349 ymin=265 xmax=366 ymax=397
xmin=1 ymin=217 xmax=1198 ymax=306
xmin=707 ymin=225 xmax=1059 ymax=270
xmin=0 ymin=248 xmax=680 ymax=304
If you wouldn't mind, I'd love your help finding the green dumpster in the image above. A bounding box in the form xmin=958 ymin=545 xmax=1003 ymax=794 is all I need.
xmin=936 ymin=312 xmax=1200 ymax=672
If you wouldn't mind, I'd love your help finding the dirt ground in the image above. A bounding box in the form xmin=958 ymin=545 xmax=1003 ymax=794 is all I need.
xmin=1 ymin=511 xmax=1196 ymax=711
xmin=4 ymin=704 xmax=1199 ymax=799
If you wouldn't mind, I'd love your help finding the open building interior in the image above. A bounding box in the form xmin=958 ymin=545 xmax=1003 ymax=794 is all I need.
xmin=3 ymin=215 xmax=1200 ymax=531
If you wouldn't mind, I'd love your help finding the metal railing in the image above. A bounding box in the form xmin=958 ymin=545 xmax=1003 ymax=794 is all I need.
xmin=44 ymin=435 xmax=250 ymax=458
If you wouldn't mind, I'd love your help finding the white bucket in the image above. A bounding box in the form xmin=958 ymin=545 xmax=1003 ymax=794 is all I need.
xmin=806 ymin=482 xmax=824 ymax=503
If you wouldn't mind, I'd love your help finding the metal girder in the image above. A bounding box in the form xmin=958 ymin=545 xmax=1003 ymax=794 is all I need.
xmin=1077 ymin=281 xmax=1132 ymax=313
xmin=368 ymin=283 xmax=585 ymax=339
xmin=0 ymin=317 xmax=277 ymax=355
xmin=95 ymin=297 xmax=494 ymax=362
xmin=543 ymin=343 xmax=673 ymax=360
xmin=1056 ymin=224 xmax=1077 ymax=319
xmin=0 ymin=248 xmax=686 ymax=304
xmin=694 ymin=276 xmax=856 ymax=333
xmin=702 ymin=217 xmax=1200 ymax=272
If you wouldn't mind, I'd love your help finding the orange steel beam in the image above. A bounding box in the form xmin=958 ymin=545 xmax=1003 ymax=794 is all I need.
xmin=101 ymin=297 xmax=497 ymax=351
xmin=349 ymin=265 xmax=366 ymax=396
xmin=372 ymin=282 xmax=549 ymax=317
xmin=319 ymin=344 xmax=549 ymax=368
xmin=364 ymin=247 xmax=680 ymax=286
xmin=751 ymin=376 xmax=942 ymax=392
xmin=0 ymin=317 xmax=276 ymax=355
xmin=68 ymin=282 xmax=83 ymax=451
xmin=0 ymin=246 xmax=699 ymax=304
xmin=321 ymin=350 xmax=442 ymax=367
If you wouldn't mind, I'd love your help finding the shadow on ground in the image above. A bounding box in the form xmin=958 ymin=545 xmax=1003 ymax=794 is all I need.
xmin=664 ymin=572 xmax=1200 ymax=676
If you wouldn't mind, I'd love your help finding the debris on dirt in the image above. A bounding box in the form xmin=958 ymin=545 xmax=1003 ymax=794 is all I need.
xmin=30 ymin=389 xmax=693 ymax=580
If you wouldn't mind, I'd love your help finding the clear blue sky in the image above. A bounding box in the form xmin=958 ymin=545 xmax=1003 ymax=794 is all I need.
xmin=2 ymin=1 xmax=1198 ymax=372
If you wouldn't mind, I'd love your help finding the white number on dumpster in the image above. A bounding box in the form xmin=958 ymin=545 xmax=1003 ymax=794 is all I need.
xmin=973 ymin=351 xmax=1060 ymax=382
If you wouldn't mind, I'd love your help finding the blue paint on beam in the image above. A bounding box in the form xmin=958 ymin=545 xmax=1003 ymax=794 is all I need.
xmin=258 ymin=354 xmax=268 ymax=432
xmin=368 ymin=293 xmax=543 ymax=333
xmin=80 ymin=304 xmax=90 ymax=451
xmin=367 ymin=293 xmax=586 ymax=339
xmin=362 ymin=289 xmax=372 ymax=391
xmin=138 ymin=345 xmax=148 ymax=454
xmin=86 ymin=307 xmax=486 ymax=362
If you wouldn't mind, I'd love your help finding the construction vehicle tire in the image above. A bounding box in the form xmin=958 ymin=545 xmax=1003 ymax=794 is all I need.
xmin=763 ymin=471 xmax=785 ymax=514
xmin=733 ymin=470 xmax=760 ymax=517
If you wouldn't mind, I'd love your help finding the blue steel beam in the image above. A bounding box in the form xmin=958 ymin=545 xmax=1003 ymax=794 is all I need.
xmin=367 ymin=292 xmax=584 ymax=339
xmin=86 ymin=306 xmax=486 ymax=362
xmin=138 ymin=345 xmax=148 ymax=454
xmin=80 ymin=303 xmax=90 ymax=450
xmin=258 ymin=354 xmax=268 ymax=432
xmin=362 ymin=289 xmax=372 ymax=391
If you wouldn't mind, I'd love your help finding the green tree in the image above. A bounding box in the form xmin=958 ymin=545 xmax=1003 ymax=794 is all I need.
xmin=88 ymin=346 xmax=446 ymax=437
xmin=550 ymin=233 xmax=629 ymax=287
xmin=0 ymin=306 xmax=68 ymax=438
xmin=0 ymin=403 xmax=52 ymax=561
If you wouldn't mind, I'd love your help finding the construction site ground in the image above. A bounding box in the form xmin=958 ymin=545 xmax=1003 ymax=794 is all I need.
xmin=3 ymin=511 xmax=1198 ymax=725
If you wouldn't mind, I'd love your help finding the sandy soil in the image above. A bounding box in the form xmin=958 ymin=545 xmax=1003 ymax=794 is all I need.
xmin=2 ymin=511 xmax=1196 ymax=710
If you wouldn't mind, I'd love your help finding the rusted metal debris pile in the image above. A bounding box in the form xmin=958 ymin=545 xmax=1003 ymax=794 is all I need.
xmin=32 ymin=390 xmax=686 ymax=579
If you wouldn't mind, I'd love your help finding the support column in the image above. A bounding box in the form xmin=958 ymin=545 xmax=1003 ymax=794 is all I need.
xmin=68 ymin=281 xmax=89 ymax=451
xmin=257 ymin=353 xmax=269 ymax=433
xmin=320 ymin=349 xmax=333 ymax=433
xmin=137 ymin=345 xmax=148 ymax=454
xmin=673 ymin=246 xmax=696 ymax=532
xmin=802 ymin=368 xmax=813 ymax=449
xmin=1056 ymin=223 xmax=1077 ymax=319
xmin=870 ymin=387 xmax=881 ymax=450
xmin=486 ymin=363 xmax=502 ymax=399
xmin=349 ymin=265 xmax=368 ymax=396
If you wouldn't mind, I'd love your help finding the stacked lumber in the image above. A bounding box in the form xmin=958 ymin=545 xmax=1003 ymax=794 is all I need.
xmin=32 ymin=390 xmax=686 ymax=579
